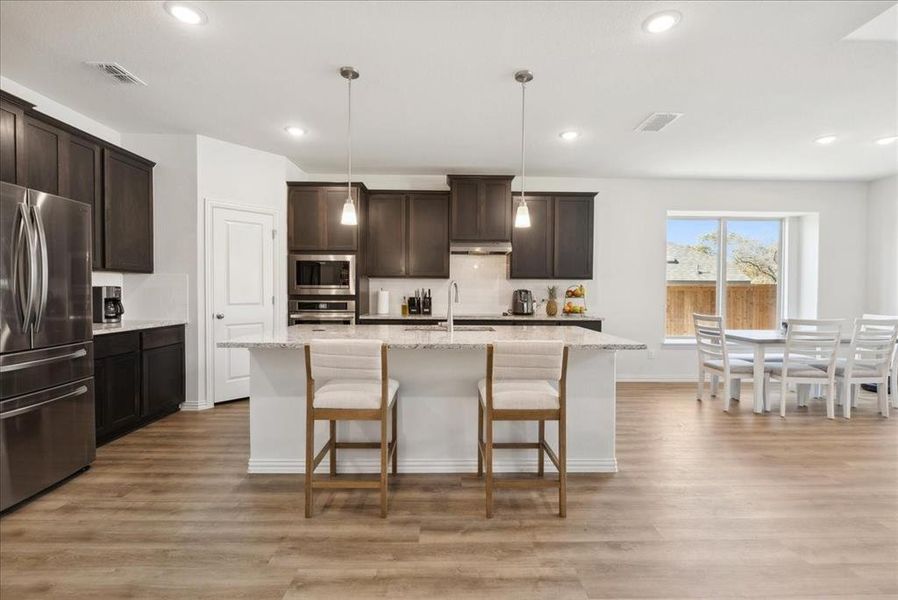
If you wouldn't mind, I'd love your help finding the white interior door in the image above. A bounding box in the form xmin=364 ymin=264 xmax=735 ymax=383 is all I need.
xmin=211 ymin=206 xmax=274 ymax=403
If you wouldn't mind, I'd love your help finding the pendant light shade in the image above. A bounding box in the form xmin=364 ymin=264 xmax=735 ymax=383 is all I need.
xmin=514 ymin=69 xmax=533 ymax=229
xmin=514 ymin=202 xmax=531 ymax=228
xmin=340 ymin=197 xmax=358 ymax=226
xmin=340 ymin=66 xmax=359 ymax=226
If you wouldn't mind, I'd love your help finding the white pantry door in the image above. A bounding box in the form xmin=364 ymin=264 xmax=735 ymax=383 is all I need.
xmin=211 ymin=206 xmax=275 ymax=403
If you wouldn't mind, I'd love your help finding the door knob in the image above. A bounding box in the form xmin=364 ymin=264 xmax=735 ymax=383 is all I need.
xmin=215 ymin=313 xmax=225 ymax=320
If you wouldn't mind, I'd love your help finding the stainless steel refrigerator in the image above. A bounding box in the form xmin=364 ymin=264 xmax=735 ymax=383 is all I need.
xmin=0 ymin=181 xmax=95 ymax=512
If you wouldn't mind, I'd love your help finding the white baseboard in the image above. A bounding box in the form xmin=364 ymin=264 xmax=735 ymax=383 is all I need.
xmin=179 ymin=401 xmax=213 ymax=411
xmin=617 ymin=375 xmax=696 ymax=383
xmin=247 ymin=457 xmax=618 ymax=474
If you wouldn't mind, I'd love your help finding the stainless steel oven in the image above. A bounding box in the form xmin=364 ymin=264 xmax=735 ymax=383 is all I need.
xmin=289 ymin=300 xmax=356 ymax=325
xmin=289 ymin=254 xmax=356 ymax=296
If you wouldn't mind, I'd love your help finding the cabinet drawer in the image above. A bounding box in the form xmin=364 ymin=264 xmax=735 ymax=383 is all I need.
xmin=142 ymin=326 xmax=184 ymax=350
xmin=94 ymin=332 xmax=140 ymax=359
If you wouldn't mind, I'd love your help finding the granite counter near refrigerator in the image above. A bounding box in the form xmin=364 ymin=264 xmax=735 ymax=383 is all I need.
xmin=358 ymin=313 xmax=604 ymax=332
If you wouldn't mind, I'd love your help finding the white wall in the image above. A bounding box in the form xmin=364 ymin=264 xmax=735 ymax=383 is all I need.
xmin=314 ymin=172 xmax=869 ymax=380
xmin=194 ymin=135 xmax=290 ymax=408
xmin=1 ymin=76 xmax=121 ymax=145
xmin=865 ymin=174 xmax=898 ymax=315
xmin=119 ymin=134 xmax=198 ymax=404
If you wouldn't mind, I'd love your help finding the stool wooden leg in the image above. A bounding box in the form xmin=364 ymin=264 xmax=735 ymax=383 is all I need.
xmin=537 ymin=420 xmax=545 ymax=477
xmin=477 ymin=400 xmax=483 ymax=477
xmin=305 ymin=411 xmax=314 ymax=518
xmin=391 ymin=396 xmax=398 ymax=475
xmin=485 ymin=409 xmax=493 ymax=519
xmin=329 ymin=420 xmax=337 ymax=476
xmin=558 ymin=417 xmax=567 ymax=518
xmin=380 ymin=409 xmax=389 ymax=518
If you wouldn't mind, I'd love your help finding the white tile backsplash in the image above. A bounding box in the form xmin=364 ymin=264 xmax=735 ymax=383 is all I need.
xmin=368 ymin=255 xmax=594 ymax=316
xmin=121 ymin=273 xmax=190 ymax=321
xmin=91 ymin=271 xmax=124 ymax=288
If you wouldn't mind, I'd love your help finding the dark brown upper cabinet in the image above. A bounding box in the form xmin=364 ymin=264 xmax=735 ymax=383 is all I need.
xmin=1 ymin=90 xmax=156 ymax=274
xmin=287 ymin=183 xmax=363 ymax=252
xmin=553 ymin=195 xmax=594 ymax=279
xmin=103 ymin=148 xmax=154 ymax=273
xmin=366 ymin=191 xmax=449 ymax=279
xmin=0 ymin=97 xmax=27 ymax=185
xmin=367 ymin=193 xmax=407 ymax=277
xmin=448 ymin=175 xmax=513 ymax=242
xmin=510 ymin=194 xmax=553 ymax=279
xmin=24 ymin=116 xmax=68 ymax=196
xmin=407 ymin=193 xmax=450 ymax=277
xmin=67 ymin=135 xmax=103 ymax=269
xmin=510 ymin=192 xmax=595 ymax=280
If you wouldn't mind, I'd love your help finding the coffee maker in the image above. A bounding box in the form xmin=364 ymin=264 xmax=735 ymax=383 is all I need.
xmin=511 ymin=289 xmax=535 ymax=315
xmin=92 ymin=286 xmax=124 ymax=323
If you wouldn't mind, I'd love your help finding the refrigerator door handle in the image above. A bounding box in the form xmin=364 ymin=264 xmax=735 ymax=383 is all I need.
xmin=12 ymin=202 xmax=35 ymax=330
xmin=0 ymin=348 xmax=89 ymax=374
xmin=0 ymin=385 xmax=88 ymax=420
xmin=31 ymin=205 xmax=49 ymax=332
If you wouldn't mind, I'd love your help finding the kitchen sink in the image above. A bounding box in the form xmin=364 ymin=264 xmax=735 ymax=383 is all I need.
xmin=404 ymin=325 xmax=495 ymax=332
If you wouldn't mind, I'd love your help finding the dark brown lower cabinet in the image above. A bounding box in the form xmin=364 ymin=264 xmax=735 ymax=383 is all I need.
xmin=95 ymin=347 xmax=141 ymax=440
xmin=94 ymin=325 xmax=185 ymax=446
xmin=142 ymin=341 xmax=185 ymax=418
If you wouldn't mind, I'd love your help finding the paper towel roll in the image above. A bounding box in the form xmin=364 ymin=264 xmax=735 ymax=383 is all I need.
xmin=376 ymin=289 xmax=390 ymax=315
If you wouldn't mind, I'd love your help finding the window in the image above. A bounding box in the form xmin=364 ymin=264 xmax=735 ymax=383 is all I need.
xmin=666 ymin=217 xmax=783 ymax=338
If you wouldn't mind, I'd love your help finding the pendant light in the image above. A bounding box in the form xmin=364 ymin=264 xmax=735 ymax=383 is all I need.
xmin=514 ymin=70 xmax=532 ymax=228
xmin=340 ymin=66 xmax=359 ymax=226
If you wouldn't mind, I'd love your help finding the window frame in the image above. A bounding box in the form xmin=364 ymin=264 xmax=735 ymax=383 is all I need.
xmin=665 ymin=215 xmax=786 ymax=341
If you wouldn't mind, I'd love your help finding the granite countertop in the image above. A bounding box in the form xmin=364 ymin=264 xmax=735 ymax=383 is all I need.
xmin=219 ymin=324 xmax=644 ymax=351
xmin=358 ymin=313 xmax=603 ymax=322
xmin=93 ymin=320 xmax=187 ymax=336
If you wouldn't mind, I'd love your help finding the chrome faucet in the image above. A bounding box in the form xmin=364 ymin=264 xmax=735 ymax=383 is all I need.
xmin=446 ymin=280 xmax=459 ymax=333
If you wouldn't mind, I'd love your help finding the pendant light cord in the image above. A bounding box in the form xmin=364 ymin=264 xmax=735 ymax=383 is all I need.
xmin=520 ymin=79 xmax=526 ymax=207
xmin=347 ymin=76 xmax=352 ymax=205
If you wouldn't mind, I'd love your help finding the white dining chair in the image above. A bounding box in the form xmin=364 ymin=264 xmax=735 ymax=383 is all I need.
xmin=862 ymin=313 xmax=898 ymax=409
xmin=766 ymin=319 xmax=843 ymax=418
xmin=837 ymin=318 xmax=898 ymax=419
xmin=693 ymin=314 xmax=774 ymax=411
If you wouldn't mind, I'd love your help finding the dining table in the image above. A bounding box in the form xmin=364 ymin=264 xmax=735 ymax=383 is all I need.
xmin=726 ymin=329 xmax=898 ymax=414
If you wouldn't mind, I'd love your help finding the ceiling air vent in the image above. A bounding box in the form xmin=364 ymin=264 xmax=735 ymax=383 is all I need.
xmin=635 ymin=112 xmax=682 ymax=132
xmin=86 ymin=62 xmax=147 ymax=86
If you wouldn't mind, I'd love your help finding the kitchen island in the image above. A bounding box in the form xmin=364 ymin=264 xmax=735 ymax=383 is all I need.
xmin=219 ymin=324 xmax=645 ymax=474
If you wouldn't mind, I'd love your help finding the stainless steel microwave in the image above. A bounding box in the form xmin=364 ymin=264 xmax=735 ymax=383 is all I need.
xmin=289 ymin=254 xmax=356 ymax=296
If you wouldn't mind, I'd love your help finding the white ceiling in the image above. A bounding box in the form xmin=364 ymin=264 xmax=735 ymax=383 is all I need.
xmin=1 ymin=1 xmax=896 ymax=181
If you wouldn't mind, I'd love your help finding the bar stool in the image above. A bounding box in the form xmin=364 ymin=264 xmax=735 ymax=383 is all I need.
xmin=304 ymin=339 xmax=398 ymax=518
xmin=477 ymin=340 xmax=568 ymax=518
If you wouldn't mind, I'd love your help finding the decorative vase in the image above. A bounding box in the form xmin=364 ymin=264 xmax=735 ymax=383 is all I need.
xmin=546 ymin=299 xmax=558 ymax=316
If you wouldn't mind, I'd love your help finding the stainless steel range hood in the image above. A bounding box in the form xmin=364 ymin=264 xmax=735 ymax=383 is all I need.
xmin=450 ymin=241 xmax=513 ymax=255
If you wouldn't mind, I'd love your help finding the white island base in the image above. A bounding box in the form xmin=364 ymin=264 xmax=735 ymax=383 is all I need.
xmin=221 ymin=325 xmax=645 ymax=475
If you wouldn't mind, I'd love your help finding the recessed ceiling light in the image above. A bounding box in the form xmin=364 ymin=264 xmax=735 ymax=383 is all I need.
xmin=285 ymin=126 xmax=306 ymax=137
xmin=643 ymin=11 xmax=682 ymax=34
xmin=875 ymin=136 xmax=897 ymax=145
xmin=559 ymin=131 xmax=580 ymax=141
xmin=814 ymin=135 xmax=838 ymax=145
xmin=164 ymin=2 xmax=207 ymax=25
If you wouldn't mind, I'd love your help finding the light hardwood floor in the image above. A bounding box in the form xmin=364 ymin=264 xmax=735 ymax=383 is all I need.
xmin=1 ymin=383 xmax=896 ymax=599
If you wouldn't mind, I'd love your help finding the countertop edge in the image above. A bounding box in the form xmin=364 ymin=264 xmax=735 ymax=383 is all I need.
xmin=92 ymin=320 xmax=188 ymax=336
xmin=358 ymin=314 xmax=604 ymax=322
xmin=220 ymin=342 xmax=646 ymax=350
